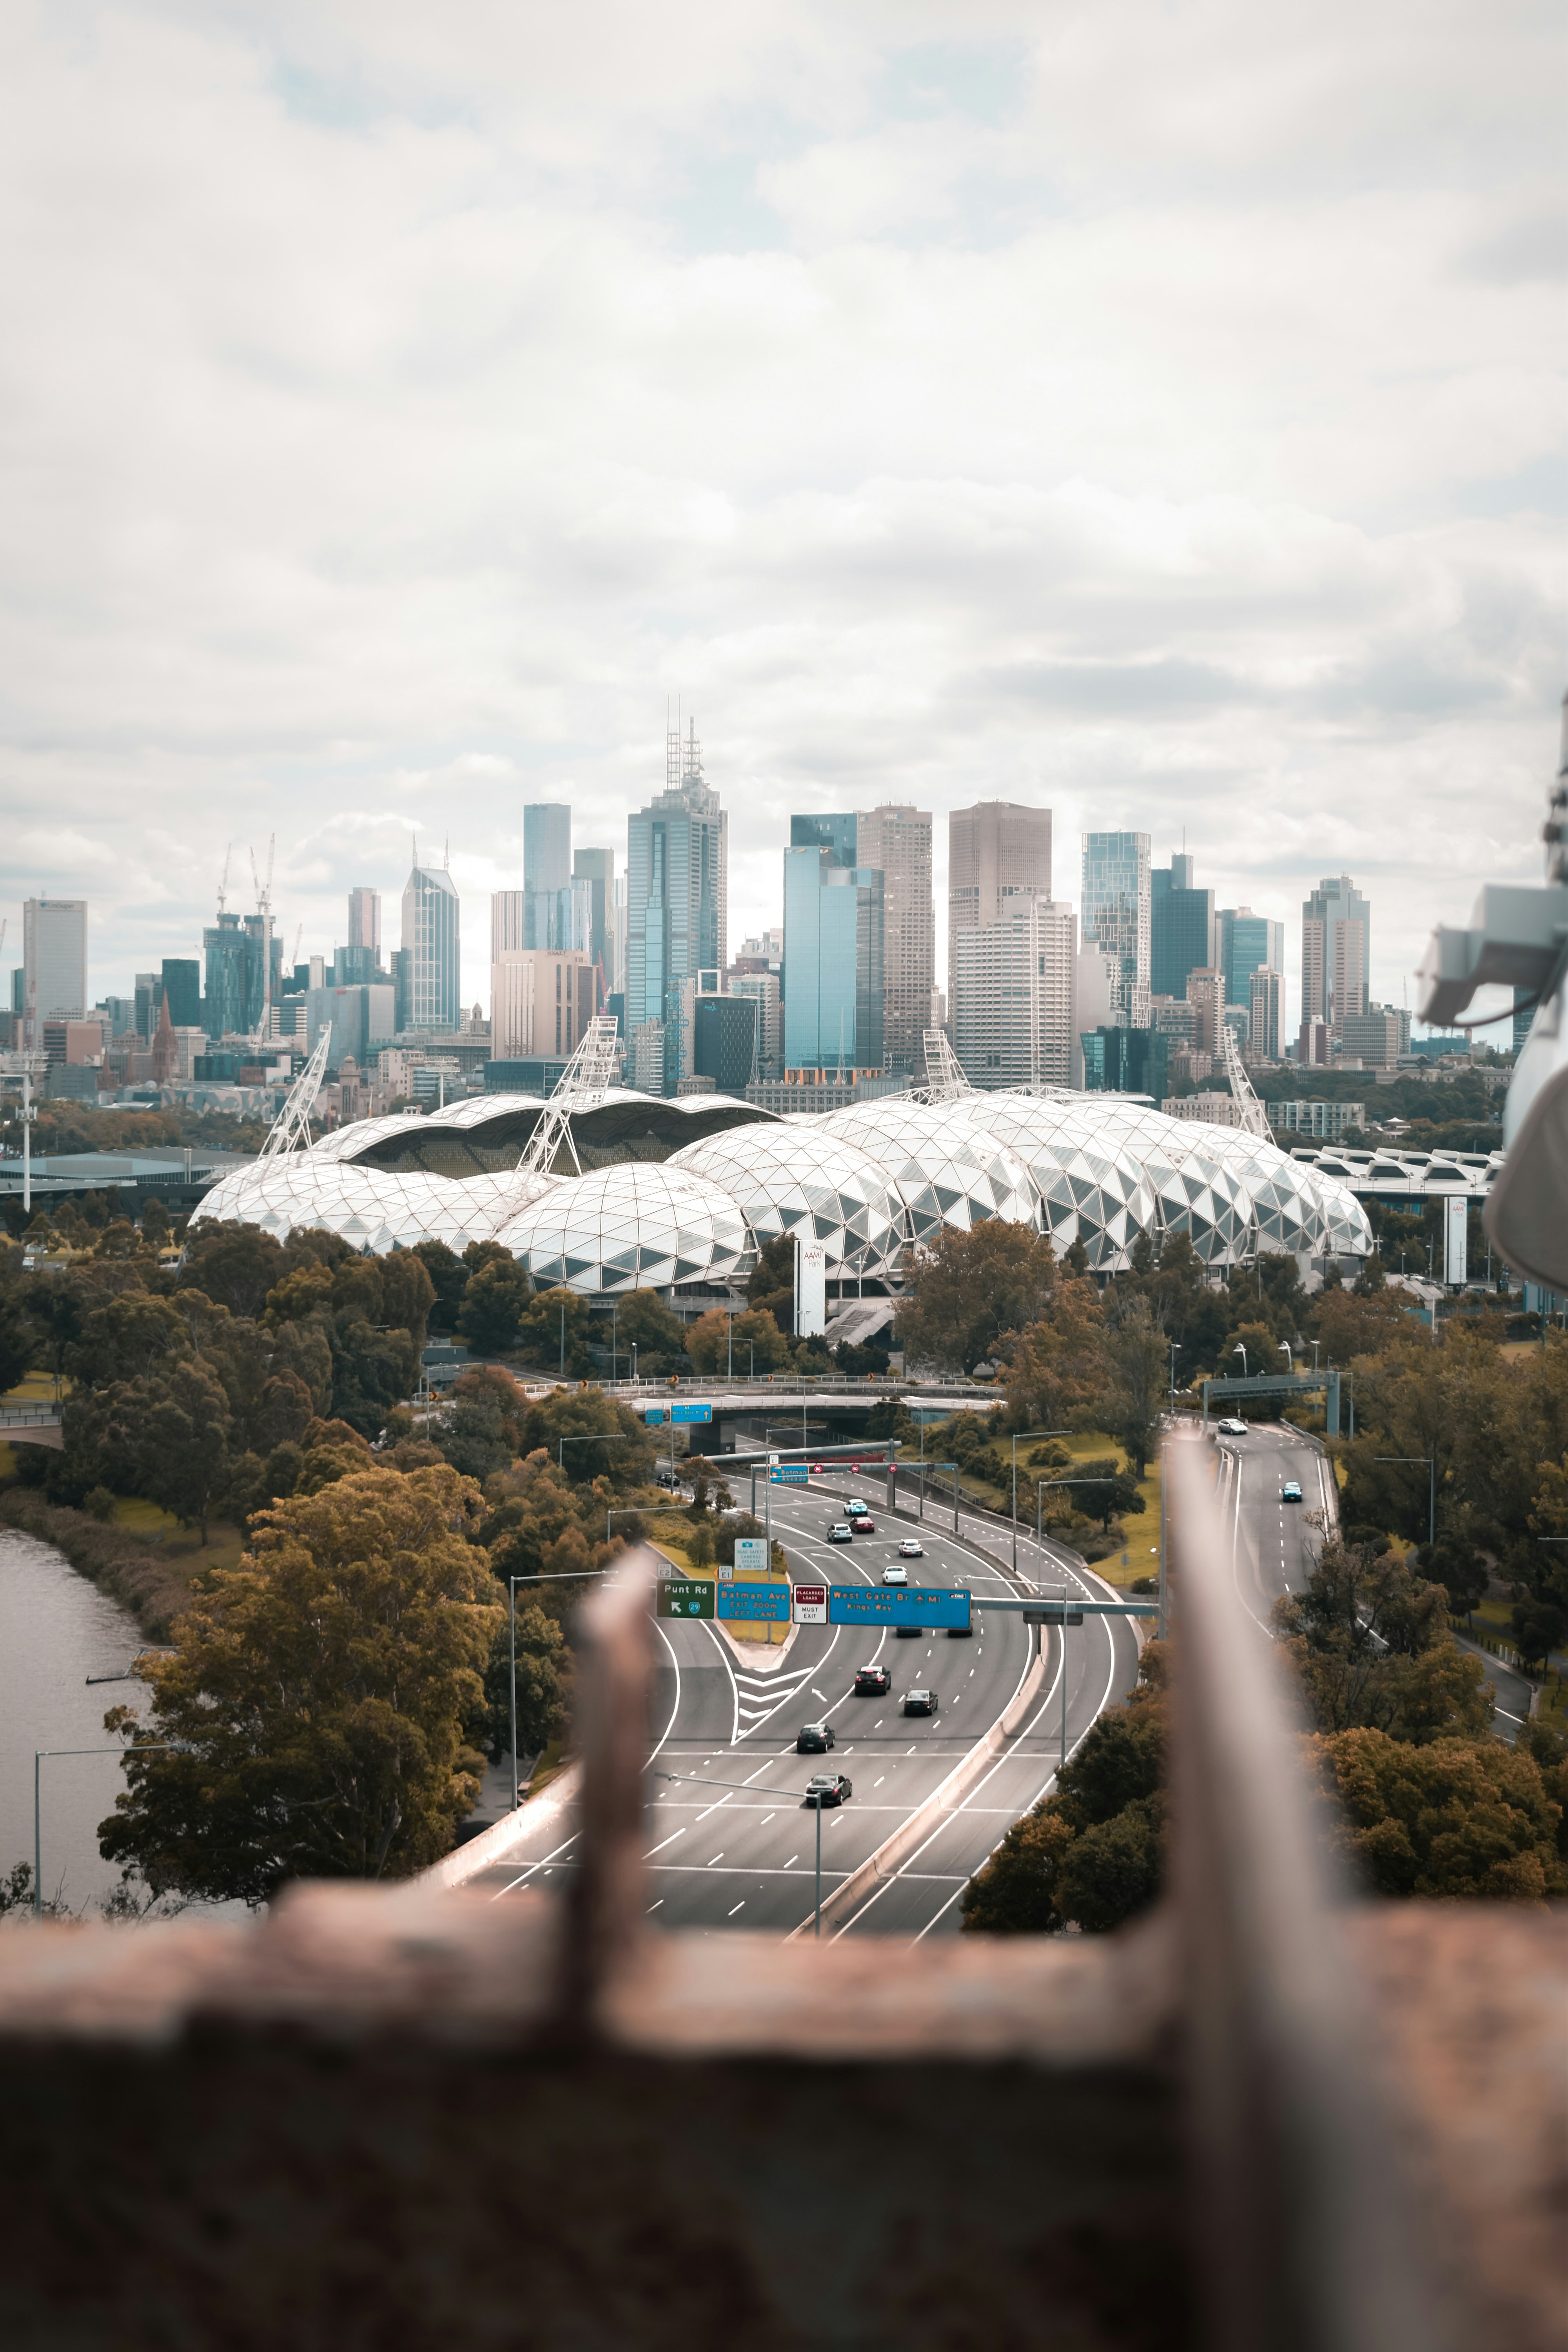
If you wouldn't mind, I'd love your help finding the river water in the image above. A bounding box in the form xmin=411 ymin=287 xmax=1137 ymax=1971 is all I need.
xmin=0 ymin=1528 xmax=154 ymax=1915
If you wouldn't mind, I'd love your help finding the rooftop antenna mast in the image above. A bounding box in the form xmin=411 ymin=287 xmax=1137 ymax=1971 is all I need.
xmin=515 ymin=1013 xmax=621 ymax=1181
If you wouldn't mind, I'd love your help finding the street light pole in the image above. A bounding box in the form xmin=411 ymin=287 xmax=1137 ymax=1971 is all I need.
xmin=1011 ymin=1429 xmax=1069 ymax=1574
xmin=1169 ymin=1341 xmax=1181 ymax=1412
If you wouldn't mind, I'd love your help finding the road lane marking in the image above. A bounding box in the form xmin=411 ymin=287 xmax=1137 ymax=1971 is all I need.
xmin=647 ymin=1898 xmax=664 ymax=1913
xmin=643 ymin=1828 xmax=688 ymax=1858
xmin=728 ymin=1901 xmax=746 ymax=1916
xmin=706 ymin=1852 xmax=724 ymax=1865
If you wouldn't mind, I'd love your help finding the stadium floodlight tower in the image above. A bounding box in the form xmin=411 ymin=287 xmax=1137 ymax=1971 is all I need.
xmin=258 ymin=1025 xmax=332 ymax=1159
xmin=515 ymin=1013 xmax=622 ymax=1180
xmin=1220 ymin=1022 xmax=1272 ymax=1141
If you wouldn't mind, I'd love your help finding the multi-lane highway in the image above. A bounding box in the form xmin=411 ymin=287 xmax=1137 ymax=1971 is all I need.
xmin=463 ymin=1468 xmax=1144 ymax=1937
xmin=1217 ymin=1420 xmax=1533 ymax=1740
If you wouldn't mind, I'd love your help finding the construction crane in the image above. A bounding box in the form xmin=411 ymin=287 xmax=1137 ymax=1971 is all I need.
xmin=217 ymin=844 xmax=232 ymax=916
xmin=290 ymin=923 xmax=303 ymax=972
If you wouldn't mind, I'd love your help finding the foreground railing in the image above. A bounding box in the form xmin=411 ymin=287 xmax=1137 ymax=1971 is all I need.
xmin=0 ymin=1439 xmax=1557 ymax=2350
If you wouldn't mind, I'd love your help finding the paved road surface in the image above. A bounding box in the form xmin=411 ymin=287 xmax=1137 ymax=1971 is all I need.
xmin=1216 ymin=1421 xmax=1532 ymax=1741
xmin=463 ymin=1468 xmax=1145 ymax=1937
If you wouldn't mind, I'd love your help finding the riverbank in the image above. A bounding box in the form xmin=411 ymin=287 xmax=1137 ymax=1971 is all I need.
xmin=0 ymin=1491 xmax=209 ymax=1642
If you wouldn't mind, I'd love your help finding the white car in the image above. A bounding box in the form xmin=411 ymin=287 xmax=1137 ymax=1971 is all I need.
xmin=847 ymin=1497 xmax=869 ymax=1517
xmin=827 ymin=1523 xmax=853 ymax=1543
xmin=882 ymin=1565 xmax=909 ymax=1586
xmin=1216 ymin=1418 xmax=1248 ymax=1437
xmin=897 ymin=1537 xmax=924 ymax=1559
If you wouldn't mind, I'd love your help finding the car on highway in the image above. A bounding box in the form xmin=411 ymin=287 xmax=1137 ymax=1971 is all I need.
xmin=1216 ymin=1418 xmax=1249 ymax=1437
xmin=946 ymin=1620 xmax=974 ymax=1638
xmin=881 ymin=1564 xmax=909 ymax=1586
xmin=853 ymin=1665 xmax=891 ymax=1696
xmin=827 ymin=1523 xmax=853 ymax=1543
xmin=902 ymin=1689 xmax=938 ymax=1716
xmin=796 ymin=1723 xmax=836 ymax=1753
xmin=895 ymin=1622 xmax=923 ymax=1638
xmin=1282 ymin=1480 xmax=1303 ymax=1503
xmin=846 ymin=1497 xmax=869 ymax=1517
xmin=804 ymin=1772 xmax=852 ymax=1807
xmin=897 ymin=1537 xmax=924 ymax=1559
xmin=851 ymin=1513 xmax=877 ymax=1533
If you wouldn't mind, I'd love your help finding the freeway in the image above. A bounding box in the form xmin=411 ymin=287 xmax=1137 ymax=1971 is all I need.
xmin=1216 ymin=1421 xmax=1533 ymax=1741
xmin=462 ymin=1469 xmax=1144 ymax=1938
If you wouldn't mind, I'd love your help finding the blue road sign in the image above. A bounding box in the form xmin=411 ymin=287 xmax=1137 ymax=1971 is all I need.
xmin=717 ymin=1583 xmax=791 ymax=1624
xmin=768 ymin=1464 xmax=809 ymax=1484
xmin=645 ymin=1402 xmax=714 ymax=1425
xmin=828 ymin=1585 xmax=971 ymax=1631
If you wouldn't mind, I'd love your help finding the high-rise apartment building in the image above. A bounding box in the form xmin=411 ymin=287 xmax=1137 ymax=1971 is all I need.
xmin=625 ymin=722 xmax=727 ymax=1096
xmin=491 ymin=950 xmax=595 ymax=1062
xmin=948 ymin=802 xmax=1052 ymax=1001
xmin=347 ymin=888 xmax=381 ymax=958
xmin=783 ymin=820 xmax=884 ymax=1072
xmin=1248 ymin=966 xmax=1285 ymax=1064
xmin=22 ymin=898 xmax=87 ymax=1045
xmin=1080 ymin=833 xmax=1152 ymax=1029
xmin=951 ymin=900 xmax=1077 ymax=1089
xmin=523 ymin=805 xmax=572 ymax=894
xmin=1151 ymin=854 xmax=1216 ymax=1003
xmin=727 ymin=970 xmax=781 ymax=1073
xmin=1336 ymin=1004 xmax=1410 ymax=1072
xmin=1301 ymin=876 xmax=1370 ymax=1031
xmin=401 ymin=860 xmax=461 ymax=1032
xmin=852 ymin=805 xmax=933 ymax=1071
xmin=1184 ymin=967 xmax=1227 ymax=1056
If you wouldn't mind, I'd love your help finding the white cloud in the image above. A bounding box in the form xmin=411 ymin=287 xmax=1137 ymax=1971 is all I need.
xmin=0 ymin=0 xmax=1562 ymax=1024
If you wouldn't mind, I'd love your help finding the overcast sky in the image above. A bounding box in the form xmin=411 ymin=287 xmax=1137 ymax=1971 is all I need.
xmin=2 ymin=0 xmax=1562 ymax=1026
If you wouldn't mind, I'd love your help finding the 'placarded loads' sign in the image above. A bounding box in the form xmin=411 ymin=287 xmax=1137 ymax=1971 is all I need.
xmin=792 ymin=1583 xmax=828 ymax=1625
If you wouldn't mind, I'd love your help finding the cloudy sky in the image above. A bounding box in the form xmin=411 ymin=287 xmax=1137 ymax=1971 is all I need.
xmin=2 ymin=0 xmax=1562 ymax=1025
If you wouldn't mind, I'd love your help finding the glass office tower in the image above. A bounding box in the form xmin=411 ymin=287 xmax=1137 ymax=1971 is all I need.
xmin=783 ymin=818 xmax=885 ymax=1072
xmin=1080 ymin=833 xmax=1152 ymax=1028
xmin=625 ymin=723 xmax=727 ymax=1095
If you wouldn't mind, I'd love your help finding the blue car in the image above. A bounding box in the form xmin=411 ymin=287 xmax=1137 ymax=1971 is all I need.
xmin=1282 ymin=1481 xmax=1302 ymax=1503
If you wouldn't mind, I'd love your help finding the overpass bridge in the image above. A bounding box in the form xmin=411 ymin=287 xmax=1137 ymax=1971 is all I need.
xmin=0 ymin=1401 xmax=64 ymax=1451
xmin=595 ymin=1376 xmax=1004 ymax=1451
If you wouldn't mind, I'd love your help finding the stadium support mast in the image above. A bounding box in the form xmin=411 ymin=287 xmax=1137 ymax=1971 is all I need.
xmin=516 ymin=1014 xmax=621 ymax=1180
xmin=1221 ymin=1022 xmax=1271 ymax=1140
xmin=917 ymin=1028 xmax=971 ymax=1102
xmin=259 ymin=1026 xmax=332 ymax=1159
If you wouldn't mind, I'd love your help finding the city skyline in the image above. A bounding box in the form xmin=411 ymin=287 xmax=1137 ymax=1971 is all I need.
xmin=0 ymin=11 xmax=1555 ymax=1047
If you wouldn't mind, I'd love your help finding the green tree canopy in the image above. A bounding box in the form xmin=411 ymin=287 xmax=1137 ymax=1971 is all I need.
xmin=1309 ymin=1727 xmax=1566 ymax=1901
xmin=99 ymin=1464 xmax=501 ymax=1905
xmin=962 ymin=1645 xmax=1168 ymax=1935
xmin=1273 ymin=1540 xmax=1492 ymax=1744
xmin=456 ymin=1257 xmax=532 ymax=1354
xmin=896 ymin=1222 xmax=1061 ymax=1376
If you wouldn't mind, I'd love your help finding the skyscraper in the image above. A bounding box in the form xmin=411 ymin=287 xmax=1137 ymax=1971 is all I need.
xmin=1301 ymin=876 xmax=1370 ymax=1030
xmin=524 ymin=804 xmax=572 ymax=894
xmin=1080 ymin=833 xmax=1152 ymax=1028
xmin=202 ymin=912 xmax=270 ymax=1039
xmin=347 ymin=888 xmax=381 ymax=958
xmin=1249 ymin=967 xmax=1285 ymax=1063
xmin=22 ymin=898 xmax=87 ymax=1045
xmin=625 ymin=721 xmax=727 ymax=1096
xmin=401 ymin=858 xmax=461 ymax=1031
xmin=573 ymin=846 xmax=616 ymax=992
xmin=948 ymin=802 xmax=1052 ymax=1001
xmin=1151 ymin=853 xmax=1216 ymax=1002
xmin=161 ymin=958 xmax=201 ymax=1030
xmin=854 ymin=804 xmax=933 ymax=1072
xmin=782 ymin=820 xmax=884 ymax=1072
xmin=951 ymin=900 xmax=1077 ymax=1089
xmin=1218 ymin=906 xmax=1286 ymax=1014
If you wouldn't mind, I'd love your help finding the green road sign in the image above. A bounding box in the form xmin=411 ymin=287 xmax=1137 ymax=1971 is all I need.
xmin=657 ymin=1579 xmax=714 ymax=1620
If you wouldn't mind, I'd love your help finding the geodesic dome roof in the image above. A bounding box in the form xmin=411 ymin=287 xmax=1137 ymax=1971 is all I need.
xmin=488 ymin=1162 xmax=759 ymax=1295
xmin=668 ymin=1118 xmax=904 ymax=1282
xmin=820 ymin=1098 xmax=1038 ymax=1245
xmin=1173 ymin=1123 xmax=1330 ymax=1258
xmin=954 ymin=1092 xmax=1158 ymax=1271
xmin=191 ymin=1156 xmax=558 ymax=1256
xmin=1314 ymin=1173 xmax=1376 ymax=1261
xmin=1042 ymin=1100 xmax=1257 ymax=1265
